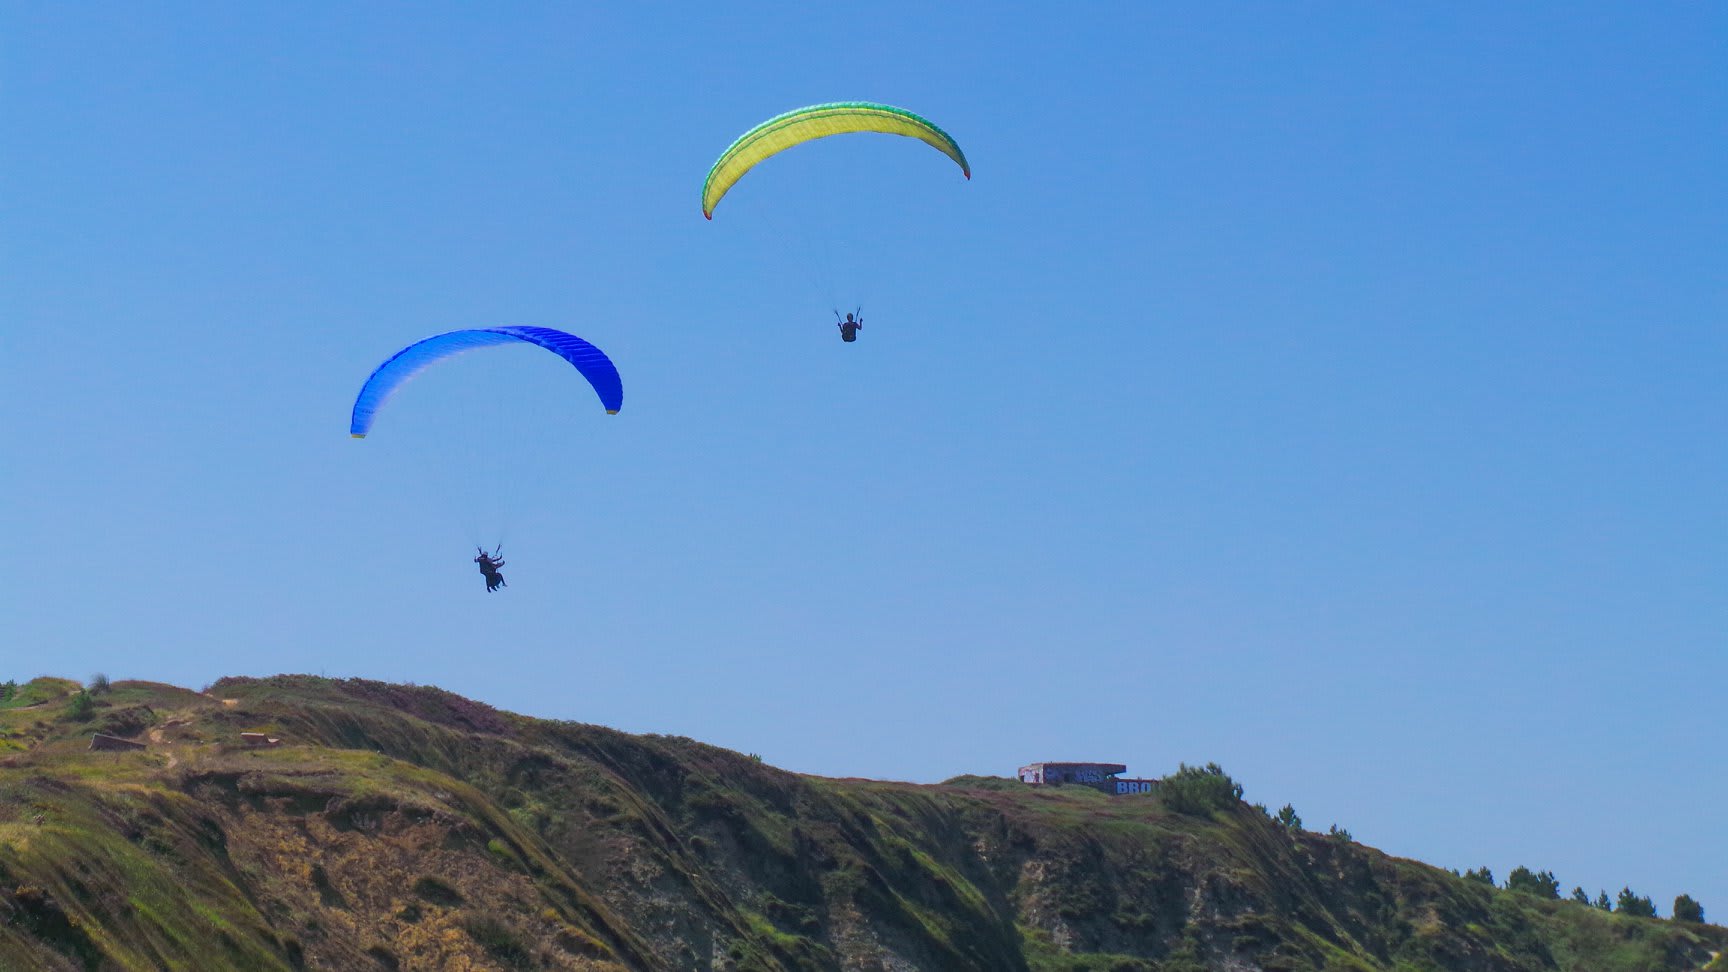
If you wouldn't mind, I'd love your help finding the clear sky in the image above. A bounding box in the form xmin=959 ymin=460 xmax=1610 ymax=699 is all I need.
xmin=4 ymin=3 xmax=1724 ymax=914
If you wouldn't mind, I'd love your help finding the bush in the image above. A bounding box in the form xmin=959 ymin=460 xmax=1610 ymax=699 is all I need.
xmin=411 ymin=875 xmax=464 ymax=907
xmin=1275 ymin=804 xmax=1302 ymax=831
xmin=1506 ymin=866 xmax=1560 ymax=899
xmin=1616 ymin=887 xmax=1656 ymax=918
xmin=463 ymin=915 xmax=530 ymax=969
xmin=1463 ymin=867 xmax=1494 ymax=887
xmin=1570 ymin=887 xmax=1590 ymax=905
xmin=0 ymin=681 xmax=15 ymax=704
xmin=1159 ymin=763 xmax=1243 ymax=816
xmin=1327 ymin=824 xmax=1353 ymax=842
xmin=1673 ymin=894 xmax=1704 ymax=924
xmin=486 ymin=839 xmax=519 ymax=869
xmin=88 ymin=673 xmax=111 ymax=695
xmin=1594 ymin=890 xmax=1612 ymax=911
xmin=63 ymin=691 xmax=95 ymax=722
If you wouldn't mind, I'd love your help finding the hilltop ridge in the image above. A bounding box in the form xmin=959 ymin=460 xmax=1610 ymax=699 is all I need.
xmin=1 ymin=675 xmax=1722 ymax=971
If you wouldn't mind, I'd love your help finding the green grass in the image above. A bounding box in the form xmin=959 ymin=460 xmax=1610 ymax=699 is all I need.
xmin=0 ymin=677 xmax=81 ymax=711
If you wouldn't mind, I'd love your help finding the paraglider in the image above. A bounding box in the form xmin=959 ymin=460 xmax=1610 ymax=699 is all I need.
xmin=475 ymin=546 xmax=506 ymax=592
xmin=836 ymin=309 xmax=863 ymax=343
xmin=350 ymin=326 xmax=622 ymax=591
xmin=702 ymin=103 xmax=969 ymax=341
xmin=701 ymin=101 xmax=970 ymax=219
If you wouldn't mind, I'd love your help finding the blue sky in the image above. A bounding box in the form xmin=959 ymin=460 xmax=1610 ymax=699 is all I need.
xmin=4 ymin=3 xmax=1724 ymax=913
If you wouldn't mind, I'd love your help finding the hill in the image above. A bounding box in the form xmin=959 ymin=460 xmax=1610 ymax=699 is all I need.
xmin=0 ymin=675 xmax=1721 ymax=971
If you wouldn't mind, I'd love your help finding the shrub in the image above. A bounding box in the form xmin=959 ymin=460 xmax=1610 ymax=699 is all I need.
xmin=1506 ymin=866 xmax=1560 ymax=899
xmin=91 ymin=705 xmax=155 ymax=738
xmin=1594 ymin=890 xmax=1612 ymax=911
xmin=88 ymin=673 xmax=111 ymax=695
xmin=0 ymin=680 xmax=15 ymax=703
xmin=1616 ymin=887 xmax=1656 ymax=918
xmin=486 ymin=839 xmax=520 ymax=869
xmin=463 ymin=915 xmax=530 ymax=969
xmin=1672 ymin=894 xmax=1704 ymax=924
xmin=1570 ymin=887 xmax=1590 ymax=904
xmin=411 ymin=875 xmax=464 ymax=907
xmin=1159 ymin=763 xmax=1243 ymax=816
xmin=64 ymin=691 xmax=95 ymax=722
xmin=1463 ymin=867 xmax=1495 ymax=886
xmin=1327 ymin=824 xmax=1353 ymax=842
xmin=1275 ymin=804 xmax=1302 ymax=831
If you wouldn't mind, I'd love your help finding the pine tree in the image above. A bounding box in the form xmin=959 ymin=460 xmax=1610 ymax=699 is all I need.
xmin=1616 ymin=887 xmax=1656 ymax=918
xmin=1507 ymin=867 xmax=1560 ymax=899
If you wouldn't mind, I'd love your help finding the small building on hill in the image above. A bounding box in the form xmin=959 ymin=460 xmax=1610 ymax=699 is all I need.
xmin=89 ymin=733 xmax=146 ymax=752
xmin=1018 ymin=761 xmax=1160 ymax=796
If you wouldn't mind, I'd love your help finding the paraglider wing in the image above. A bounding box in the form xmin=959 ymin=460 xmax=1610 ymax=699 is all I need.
xmin=349 ymin=326 xmax=622 ymax=438
xmin=702 ymin=102 xmax=969 ymax=218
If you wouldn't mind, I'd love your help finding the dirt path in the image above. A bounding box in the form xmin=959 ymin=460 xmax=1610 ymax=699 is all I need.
xmin=148 ymin=727 xmax=179 ymax=768
xmin=149 ymin=718 xmax=191 ymax=769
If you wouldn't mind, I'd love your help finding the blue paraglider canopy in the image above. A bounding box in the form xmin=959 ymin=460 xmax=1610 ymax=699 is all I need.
xmin=350 ymin=326 xmax=622 ymax=438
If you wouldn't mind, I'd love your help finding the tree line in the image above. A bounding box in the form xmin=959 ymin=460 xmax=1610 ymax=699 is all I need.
xmin=1456 ymin=865 xmax=1705 ymax=923
xmin=1159 ymin=764 xmax=1708 ymax=926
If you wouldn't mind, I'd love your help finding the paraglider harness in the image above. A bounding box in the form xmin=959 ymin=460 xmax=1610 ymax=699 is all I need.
xmin=836 ymin=308 xmax=862 ymax=343
xmin=474 ymin=545 xmax=506 ymax=592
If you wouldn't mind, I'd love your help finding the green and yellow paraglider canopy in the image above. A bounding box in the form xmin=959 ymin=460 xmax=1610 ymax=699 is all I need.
xmin=702 ymin=101 xmax=970 ymax=218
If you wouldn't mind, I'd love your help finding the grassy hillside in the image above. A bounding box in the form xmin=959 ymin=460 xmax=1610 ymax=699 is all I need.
xmin=0 ymin=675 xmax=1720 ymax=971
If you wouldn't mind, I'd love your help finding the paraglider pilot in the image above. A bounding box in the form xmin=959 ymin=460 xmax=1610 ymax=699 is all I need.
xmin=475 ymin=547 xmax=506 ymax=592
xmin=836 ymin=310 xmax=863 ymax=343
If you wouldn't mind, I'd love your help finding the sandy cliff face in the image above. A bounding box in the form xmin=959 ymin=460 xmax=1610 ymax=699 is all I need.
xmin=1 ymin=675 xmax=1722 ymax=971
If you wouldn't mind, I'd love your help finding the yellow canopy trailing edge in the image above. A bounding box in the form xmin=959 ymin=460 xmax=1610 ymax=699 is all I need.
xmin=702 ymin=102 xmax=969 ymax=218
